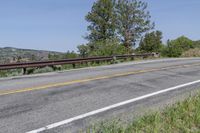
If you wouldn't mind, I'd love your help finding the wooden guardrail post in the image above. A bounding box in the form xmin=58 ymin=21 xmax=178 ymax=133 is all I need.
xmin=72 ymin=64 xmax=76 ymax=68
xmin=131 ymin=55 xmax=135 ymax=60
xmin=96 ymin=60 xmax=100 ymax=65
xmin=22 ymin=68 xmax=27 ymax=75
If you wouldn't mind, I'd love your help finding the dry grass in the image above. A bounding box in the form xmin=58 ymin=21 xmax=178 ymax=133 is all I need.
xmin=182 ymin=48 xmax=200 ymax=57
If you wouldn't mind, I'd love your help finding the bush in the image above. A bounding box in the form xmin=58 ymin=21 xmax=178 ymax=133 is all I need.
xmin=78 ymin=39 xmax=127 ymax=57
xmin=160 ymin=36 xmax=196 ymax=57
xmin=33 ymin=67 xmax=54 ymax=74
xmin=182 ymin=48 xmax=200 ymax=57
xmin=161 ymin=43 xmax=183 ymax=57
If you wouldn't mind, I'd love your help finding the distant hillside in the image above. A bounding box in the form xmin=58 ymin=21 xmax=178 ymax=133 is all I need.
xmin=0 ymin=47 xmax=64 ymax=64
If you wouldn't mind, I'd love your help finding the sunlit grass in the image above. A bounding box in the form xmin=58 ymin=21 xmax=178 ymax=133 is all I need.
xmin=87 ymin=93 xmax=200 ymax=133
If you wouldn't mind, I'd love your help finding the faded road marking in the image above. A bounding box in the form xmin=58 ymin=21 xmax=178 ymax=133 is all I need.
xmin=27 ymin=79 xmax=200 ymax=133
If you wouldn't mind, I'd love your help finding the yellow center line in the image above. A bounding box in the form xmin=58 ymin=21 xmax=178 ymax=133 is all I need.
xmin=0 ymin=63 xmax=200 ymax=96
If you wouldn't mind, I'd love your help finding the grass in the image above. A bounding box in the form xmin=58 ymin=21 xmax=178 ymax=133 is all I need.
xmin=182 ymin=48 xmax=200 ymax=57
xmin=87 ymin=93 xmax=200 ymax=133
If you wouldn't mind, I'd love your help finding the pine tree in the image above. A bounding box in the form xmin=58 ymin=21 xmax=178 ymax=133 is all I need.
xmin=85 ymin=0 xmax=116 ymax=43
xmin=139 ymin=31 xmax=162 ymax=52
xmin=115 ymin=0 xmax=154 ymax=53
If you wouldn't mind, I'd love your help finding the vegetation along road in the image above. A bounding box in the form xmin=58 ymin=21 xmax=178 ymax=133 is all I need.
xmin=0 ymin=58 xmax=200 ymax=133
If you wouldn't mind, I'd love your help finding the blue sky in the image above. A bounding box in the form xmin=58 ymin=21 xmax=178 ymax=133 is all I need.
xmin=0 ymin=0 xmax=199 ymax=52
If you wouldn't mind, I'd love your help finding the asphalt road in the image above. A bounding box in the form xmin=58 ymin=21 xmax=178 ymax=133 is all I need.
xmin=1 ymin=58 xmax=200 ymax=133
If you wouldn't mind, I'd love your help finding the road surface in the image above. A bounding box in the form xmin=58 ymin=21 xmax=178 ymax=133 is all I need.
xmin=1 ymin=58 xmax=200 ymax=133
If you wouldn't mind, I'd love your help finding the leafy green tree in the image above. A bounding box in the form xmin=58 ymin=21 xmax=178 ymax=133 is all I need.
xmin=85 ymin=0 xmax=116 ymax=43
xmin=88 ymin=39 xmax=126 ymax=56
xmin=191 ymin=40 xmax=200 ymax=48
xmin=77 ymin=44 xmax=90 ymax=57
xmin=77 ymin=38 xmax=126 ymax=57
xmin=115 ymin=0 xmax=154 ymax=52
xmin=161 ymin=36 xmax=195 ymax=57
xmin=169 ymin=36 xmax=194 ymax=51
xmin=161 ymin=40 xmax=183 ymax=57
xmin=193 ymin=41 xmax=200 ymax=48
xmin=139 ymin=31 xmax=162 ymax=52
xmin=83 ymin=0 xmax=154 ymax=56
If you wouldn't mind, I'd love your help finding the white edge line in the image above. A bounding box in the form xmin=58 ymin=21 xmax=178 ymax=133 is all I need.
xmin=27 ymin=79 xmax=200 ymax=133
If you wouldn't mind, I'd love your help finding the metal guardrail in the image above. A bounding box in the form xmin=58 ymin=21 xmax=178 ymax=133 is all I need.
xmin=0 ymin=53 xmax=156 ymax=73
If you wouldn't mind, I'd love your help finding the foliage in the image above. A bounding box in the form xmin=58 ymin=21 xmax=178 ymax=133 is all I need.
xmin=48 ymin=51 xmax=78 ymax=60
xmin=0 ymin=71 xmax=7 ymax=77
xmin=63 ymin=51 xmax=78 ymax=58
xmin=161 ymin=36 xmax=195 ymax=57
xmin=77 ymin=38 xmax=127 ymax=57
xmin=88 ymin=39 xmax=127 ymax=56
xmin=193 ymin=40 xmax=200 ymax=48
xmin=77 ymin=44 xmax=90 ymax=57
xmin=0 ymin=70 xmax=21 ymax=77
xmin=33 ymin=67 xmax=54 ymax=74
xmin=85 ymin=0 xmax=154 ymax=54
xmin=85 ymin=0 xmax=116 ymax=42
xmin=87 ymin=93 xmax=200 ymax=133
xmin=169 ymin=36 xmax=194 ymax=51
xmin=161 ymin=40 xmax=182 ymax=57
xmin=139 ymin=31 xmax=162 ymax=53
xmin=115 ymin=0 xmax=154 ymax=52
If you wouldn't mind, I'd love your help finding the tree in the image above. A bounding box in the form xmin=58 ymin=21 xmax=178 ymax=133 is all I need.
xmin=139 ymin=31 xmax=162 ymax=52
xmin=161 ymin=36 xmax=194 ymax=57
xmin=87 ymin=38 xmax=126 ymax=56
xmin=77 ymin=44 xmax=90 ymax=57
xmin=77 ymin=38 xmax=126 ymax=57
xmin=193 ymin=40 xmax=200 ymax=48
xmin=161 ymin=40 xmax=183 ymax=57
xmin=115 ymin=0 xmax=154 ymax=52
xmin=83 ymin=0 xmax=154 ymax=56
xmin=85 ymin=0 xmax=116 ymax=43
xmin=169 ymin=36 xmax=194 ymax=51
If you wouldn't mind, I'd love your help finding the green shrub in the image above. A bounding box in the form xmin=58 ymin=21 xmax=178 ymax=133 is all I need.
xmin=78 ymin=38 xmax=127 ymax=57
xmin=161 ymin=36 xmax=195 ymax=57
xmin=161 ymin=43 xmax=183 ymax=57
xmin=33 ymin=67 xmax=54 ymax=74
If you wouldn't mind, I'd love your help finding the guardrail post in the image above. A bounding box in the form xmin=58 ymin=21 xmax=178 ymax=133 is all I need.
xmin=112 ymin=56 xmax=117 ymax=64
xmin=72 ymin=64 xmax=76 ymax=68
xmin=96 ymin=60 xmax=100 ymax=65
xmin=50 ymin=65 xmax=55 ymax=71
xmin=125 ymin=56 xmax=129 ymax=61
xmin=22 ymin=68 xmax=26 ymax=75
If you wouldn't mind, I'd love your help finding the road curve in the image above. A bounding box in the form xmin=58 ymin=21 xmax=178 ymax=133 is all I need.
xmin=1 ymin=58 xmax=200 ymax=133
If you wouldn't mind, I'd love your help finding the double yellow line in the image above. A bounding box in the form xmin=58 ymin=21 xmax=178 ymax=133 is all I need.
xmin=0 ymin=63 xmax=199 ymax=96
